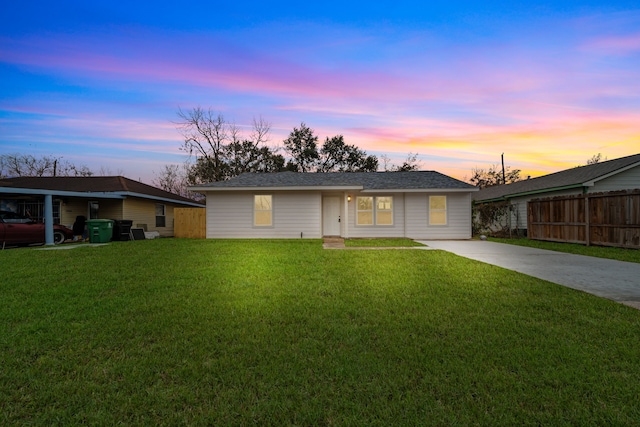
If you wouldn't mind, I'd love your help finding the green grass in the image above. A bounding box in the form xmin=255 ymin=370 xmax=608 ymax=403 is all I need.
xmin=2 ymin=239 xmax=640 ymax=425
xmin=490 ymin=237 xmax=640 ymax=264
xmin=344 ymin=238 xmax=425 ymax=247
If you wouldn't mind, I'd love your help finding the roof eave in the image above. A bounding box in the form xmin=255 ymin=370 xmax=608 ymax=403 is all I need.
xmin=585 ymin=160 xmax=640 ymax=186
xmin=474 ymin=183 xmax=587 ymax=202
xmin=117 ymin=192 xmax=205 ymax=207
xmin=189 ymin=185 xmax=364 ymax=192
xmin=360 ymin=187 xmax=478 ymax=193
xmin=0 ymin=187 xmax=126 ymax=199
xmin=0 ymin=187 xmax=203 ymax=207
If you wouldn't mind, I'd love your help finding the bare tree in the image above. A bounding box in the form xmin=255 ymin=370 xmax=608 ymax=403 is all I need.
xmin=586 ymin=153 xmax=607 ymax=165
xmin=0 ymin=153 xmax=93 ymax=178
xmin=380 ymin=152 xmax=422 ymax=172
xmin=176 ymin=107 xmax=281 ymax=183
xmin=153 ymin=163 xmax=199 ymax=199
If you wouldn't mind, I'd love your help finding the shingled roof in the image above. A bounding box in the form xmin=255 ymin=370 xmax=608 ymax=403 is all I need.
xmin=474 ymin=153 xmax=640 ymax=202
xmin=191 ymin=171 xmax=477 ymax=191
xmin=0 ymin=176 xmax=201 ymax=205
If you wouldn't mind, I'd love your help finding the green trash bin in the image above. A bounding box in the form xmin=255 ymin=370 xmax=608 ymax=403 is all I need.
xmin=86 ymin=219 xmax=114 ymax=243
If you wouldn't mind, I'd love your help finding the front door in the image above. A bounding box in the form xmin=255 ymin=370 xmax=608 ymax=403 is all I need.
xmin=322 ymin=196 xmax=341 ymax=236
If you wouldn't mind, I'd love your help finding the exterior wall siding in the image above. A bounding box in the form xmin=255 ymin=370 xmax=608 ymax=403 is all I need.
xmin=504 ymin=166 xmax=640 ymax=231
xmin=589 ymin=166 xmax=640 ymax=192
xmin=207 ymin=191 xmax=322 ymax=238
xmin=60 ymin=199 xmax=89 ymax=227
xmin=405 ymin=192 xmax=472 ymax=239
xmin=123 ymin=198 xmax=177 ymax=237
xmin=345 ymin=192 xmax=406 ymax=238
xmin=206 ymin=190 xmax=474 ymax=239
xmin=508 ymin=187 xmax=584 ymax=231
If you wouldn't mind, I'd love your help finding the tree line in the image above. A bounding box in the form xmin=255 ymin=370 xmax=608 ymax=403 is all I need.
xmin=1 ymin=106 xmax=608 ymax=198
xmin=164 ymin=107 xmax=420 ymax=197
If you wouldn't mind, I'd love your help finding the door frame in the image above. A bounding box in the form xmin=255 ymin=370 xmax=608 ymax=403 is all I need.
xmin=322 ymin=196 xmax=341 ymax=236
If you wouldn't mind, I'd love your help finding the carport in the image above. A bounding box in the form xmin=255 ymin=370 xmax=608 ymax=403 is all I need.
xmin=0 ymin=186 xmax=125 ymax=245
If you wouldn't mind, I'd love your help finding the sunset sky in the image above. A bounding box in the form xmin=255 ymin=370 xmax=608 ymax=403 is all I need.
xmin=1 ymin=1 xmax=639 ymax=185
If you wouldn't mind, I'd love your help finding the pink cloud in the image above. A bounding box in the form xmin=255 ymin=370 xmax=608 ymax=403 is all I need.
xmin=583 ymin=33 xmax=640 ymax=54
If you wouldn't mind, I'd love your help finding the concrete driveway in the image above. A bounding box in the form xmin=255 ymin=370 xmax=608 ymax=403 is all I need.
xmin=419 ymin=240 xmax=640 ymax=310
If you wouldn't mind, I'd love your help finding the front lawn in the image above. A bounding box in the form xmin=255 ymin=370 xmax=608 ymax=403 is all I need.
xmin=2 ymin=239 xmax=639 ymax=425
xmin=344 ymin=238 xmax=425 ymax=247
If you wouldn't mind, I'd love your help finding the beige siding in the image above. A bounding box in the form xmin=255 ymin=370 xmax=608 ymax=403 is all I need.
xmin=123 ymin=198 xmax=177 ymax=237
xmin=405 ymin=192 xmax=472 ymax=239
xmin=206 ymin=192 xmax=322 ymax=238
xmin=59 ymin=198 xmax=123 ymax=227
xmin=60 ymin=199 xmax=89 ymax=227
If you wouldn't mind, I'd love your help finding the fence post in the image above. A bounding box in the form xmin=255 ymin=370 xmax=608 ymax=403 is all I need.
xmin=584 ymin=194 xmax=590 ymax=246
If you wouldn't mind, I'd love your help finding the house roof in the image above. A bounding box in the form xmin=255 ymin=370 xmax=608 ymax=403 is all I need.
xmin=191 ymin=171 xmax=477 ymax=192
xmin=0 ymin=176 xmax=204 ymax=206
xmin=474 ymin=153 xmax=640 ymax=202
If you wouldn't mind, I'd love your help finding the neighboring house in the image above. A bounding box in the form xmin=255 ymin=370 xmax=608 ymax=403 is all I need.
xmin=473 ymin=153 xmax=640 ymax=233
xmin=0 ymin=176 xmax=204 ymax=240
xmin=190 ymin=171 xmax=478 ymax=239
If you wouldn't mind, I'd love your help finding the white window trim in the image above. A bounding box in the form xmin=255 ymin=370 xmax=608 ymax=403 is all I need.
xmin=376 ymin=196 xmax=393 ymax=226
xmin=356 ymin=196 xmax=374 ymax=226
xmin=356 ymin=196 xmax=394 ymax=227
xmin=429 ymin=195 xmax=447 ymax=226
xmin=253 ymin=195 xmax=273 ymax=227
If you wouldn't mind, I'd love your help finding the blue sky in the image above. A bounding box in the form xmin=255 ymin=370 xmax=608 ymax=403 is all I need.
xmin=1 ymin=1 xmax=639 ymax=184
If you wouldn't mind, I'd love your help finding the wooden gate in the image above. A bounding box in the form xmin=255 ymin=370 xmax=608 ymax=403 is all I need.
xmin=174 ymin=208 xmax=206 ymax=238
xmin=528 ymin=190 xmax=640 ymax=249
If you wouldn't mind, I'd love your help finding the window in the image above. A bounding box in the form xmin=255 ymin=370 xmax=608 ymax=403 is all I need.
xmin=429 ymin=196 xmax=447 ymax=225
xmin=376 ymin=197 xmax=393 ymax=225
xmin=156 ymin=204 xmax=166 ymax=227
xmin=88 ymin=201 xmax=99 ymax=219
xmin=16 ymin=199 xmax=61 ymax=224
xmin=254 ymin=195 xmax=272 ymax=226
xmin=356 ymin=197 xmax=373 ymax=225
xmin=357 ymin=196 xmax=393 ymax=226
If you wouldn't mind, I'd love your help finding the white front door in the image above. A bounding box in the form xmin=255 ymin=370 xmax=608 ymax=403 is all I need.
xmin=322 ymin=196 xmax=341 ymax=236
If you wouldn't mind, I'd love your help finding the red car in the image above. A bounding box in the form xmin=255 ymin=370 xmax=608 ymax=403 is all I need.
xmin=0 ymin=210 xmax=74 ymax=246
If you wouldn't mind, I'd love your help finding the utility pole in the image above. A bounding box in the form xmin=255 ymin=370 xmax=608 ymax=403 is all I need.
xmin=501 ymin=153 xmax=506 ymax=185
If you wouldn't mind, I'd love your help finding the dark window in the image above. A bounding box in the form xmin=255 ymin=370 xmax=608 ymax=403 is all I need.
xmin=155 ymin=204 xmax=166 ymax=227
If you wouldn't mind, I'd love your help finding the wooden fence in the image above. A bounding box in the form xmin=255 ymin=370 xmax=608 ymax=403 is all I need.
xmin=528 ymin=190 xmax=640 ymax=249
xmin=174 ymin=208 xmax=206 ymax=238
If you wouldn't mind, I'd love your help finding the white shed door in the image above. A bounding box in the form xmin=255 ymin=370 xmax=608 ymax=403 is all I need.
xmin=322 ymin=197 xmax=341 ymax=236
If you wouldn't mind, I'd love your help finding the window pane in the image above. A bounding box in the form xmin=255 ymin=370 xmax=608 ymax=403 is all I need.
xmin=377 ymin=197 xmax=392 ymax=210
xmin=255 ymin=195 xmax=272 ymax=211
xmin=254 ymin=195 xmax=272 ymax=226
xmin=430 ymin=196 xmax=446 ymax=210
xmin=377 ymin=211 xmax=393 ymax=225
xmin=429 ymin=196 xmax=447 ymax=225
xmin=357 ymin=197 xmax=372 ymax=210
xmin=155 ymin=204 xmax=165 ymax=216
xmin=255 ymin=211 xmax=272 ymax=226
xmin=357 ymin=211 xmax=373 ymax=225
xmin=430 ymin=211 xmax=446 ymax=225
